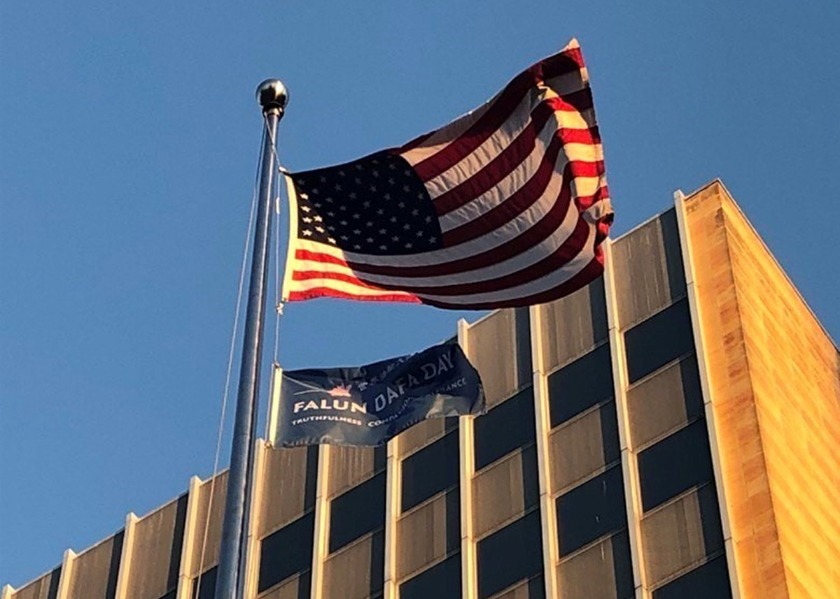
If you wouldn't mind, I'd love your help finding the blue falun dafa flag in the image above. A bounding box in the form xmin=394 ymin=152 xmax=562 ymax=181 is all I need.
xmin=272 ymin=340 xmax=484 ymax=447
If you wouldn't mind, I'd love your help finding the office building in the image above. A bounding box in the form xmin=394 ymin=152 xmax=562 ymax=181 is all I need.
xmin=5 ymin=180 xmax=839 ymax=599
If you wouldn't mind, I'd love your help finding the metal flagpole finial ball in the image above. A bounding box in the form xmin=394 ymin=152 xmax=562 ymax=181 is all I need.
xmin=256 ymin=79 xmax=289 ymax=115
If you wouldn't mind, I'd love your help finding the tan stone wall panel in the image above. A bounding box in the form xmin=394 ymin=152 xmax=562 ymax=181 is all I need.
xmin=327 ymin=446 xmax=384 ymax=498
xmin=397 ymin=417 xmax=450 ymax=458
xmin=188 ymin=472 xmax=227 ymax=577
xmin=125 ymin=495 xmax=187 ymax=599
xmin=473 ymin=446 xmax=537 ymax=539
xmin=640 ymin=486 xmax=718 ymax=586
xmin=611 ymin=209 xmax=686 ymax=330
xmin=322 ymin=531 xmax=384 ymax=599
xmin=467 ymin=309 xmax=531 ymax=409
xmin=548 ymin=406 xmax=612 ymax=493
xmin=626 ymin=356 xmax=701 ymax=450
xmin=11 ymin=569 xmax=61 ymax=599
xmin=66 ymin=533 xmax=123 ymax=599
xmin=540 ymin=278 xmax=608 ymax=373
xmin=396 ymin=490 xmax=457 ymax=580
xmin=556 ymin=535 xmax=622 ymax=599
xmin=258 ymin=446 xmax=317 ymax=537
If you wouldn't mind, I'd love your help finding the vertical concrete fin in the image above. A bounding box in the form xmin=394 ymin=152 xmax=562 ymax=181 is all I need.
xmin=242 ymin=439 xmax=267 ymax=597
xmin=383 ymin=432 xmax=401 ymax=598
xmin=113 ymin=513 xmax=139 ymax=599
xmin=529 ymin=304 xmax=561 ymax=598
xmin=309 ymin=444 xmax=331 ymax=599
xmin=267 ymin=366 xmax=284 ymax=446
xmin=457 ymin=318 xmax=478 ymax=599
xmin=674 ymin=189 xmax=742 ymax=599
xmin=603 ymin=239 xmax=649 ymax=599
xmin=176 ymin=476 xmax=203 ymax=599
xmin=55 ymin=549 xmax=76 ymax=599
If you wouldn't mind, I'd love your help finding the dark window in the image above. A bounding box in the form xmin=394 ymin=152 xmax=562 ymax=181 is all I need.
xmin=638 ymin=420 xmax=714 ymax=511
xmin=548 ymin=344 xmax=613 ymax=426
xmin=365 ymin=531 xmax=386 ymax=597
xmin=258 ymin=512 xmax=314 ymax=593
xmin=625 ymin=300 xmax=694 ymax=383
xmin=599 ymin=401 xmax=621 ymax=467
xmin=474 ymin=387 xmax=535 ymax=471
xmin=43 ymin=568 xmax=61 ymax=599
xmin=476 ymin=510 xmax=543 ymax=598
xmin=517 ymin=576 xmax=546 ymax=599
xmin=373 ymin=444 xmax=388 ymax=471
xmin=402 ymin=431 xmax=459 ymax=512
xmin=692 ymin=483 xmax=725 ymax=558
xmin=556 ymin=465 xmax=628 ymax=555
xmin=611 ymin=531 xmax=636 ymax=599
xmin=329 ymin=472 xmax=386 ymax=552
xmin=442 ymin=488 xmax=462 ymax=555
xmin=517 ymin=443 xmax=541 ymax=511
xmin=399 ymin=554 xmax=462 ymax=599
xmin=652 ymin=556 xmax=732 ymax=599
xmin=190 ymin=567 xmax=216 ymax=599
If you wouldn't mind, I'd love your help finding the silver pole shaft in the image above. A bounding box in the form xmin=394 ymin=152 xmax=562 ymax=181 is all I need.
xmin=215 ymin=80 xmax=288 ymax=599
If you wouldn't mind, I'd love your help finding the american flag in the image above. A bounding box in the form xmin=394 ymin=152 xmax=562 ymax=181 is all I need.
xmin=282 ymin=39 xmax=613 ymax=310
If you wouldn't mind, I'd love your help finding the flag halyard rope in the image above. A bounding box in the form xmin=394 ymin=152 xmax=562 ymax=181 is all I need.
xmin=194 ymin=127 xmax=264 ymax=599
xmin=267 ymin=109 xmax=293 ymax=442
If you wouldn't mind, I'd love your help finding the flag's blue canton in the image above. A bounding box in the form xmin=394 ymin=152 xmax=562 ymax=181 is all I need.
xmin=293 ymin=151 xmax=443 ymax=256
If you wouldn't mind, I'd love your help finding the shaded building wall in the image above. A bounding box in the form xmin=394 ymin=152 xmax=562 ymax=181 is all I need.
xmin=534 ymin=277 xmax=634 ymax=599
xmin=683 ymin=181 xmax=840 ymax=598
xmin=608 ymin=208 xmax=731 ymax=598
xmin=464 ymin=308 xmax=543 ymax=599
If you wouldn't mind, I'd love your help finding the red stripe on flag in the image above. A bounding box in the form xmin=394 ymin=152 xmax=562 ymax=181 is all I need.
xmin=293 ymin=268 xmax=382 ymax=289
xmin=295 ymin=249 xmax=348 ymax=268
xmin=559 ymin=125 xmax=601 ymax=145
xmin=287 ymin=288 xmax=421 ymax=303
xmin=574 ymin=181 xmax=610 ymax=214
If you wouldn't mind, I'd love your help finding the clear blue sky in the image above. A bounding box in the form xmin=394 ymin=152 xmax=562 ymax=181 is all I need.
xmin=2 ymin=0 xmax=838 ymax=588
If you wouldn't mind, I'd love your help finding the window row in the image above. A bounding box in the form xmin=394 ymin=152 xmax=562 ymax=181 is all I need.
xmin=248 ymin=297 xmax=711 ymax=597
xmin=244 ymin=459 xmax=726 ymax=598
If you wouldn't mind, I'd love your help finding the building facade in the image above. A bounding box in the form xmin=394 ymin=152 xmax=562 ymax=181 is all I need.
xmin=6 ymin=181 xmax=840 ymax=599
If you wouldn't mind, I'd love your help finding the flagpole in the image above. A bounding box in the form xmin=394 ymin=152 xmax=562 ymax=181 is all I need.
xmin=215 ymin=79 xmax=288 ymax=599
